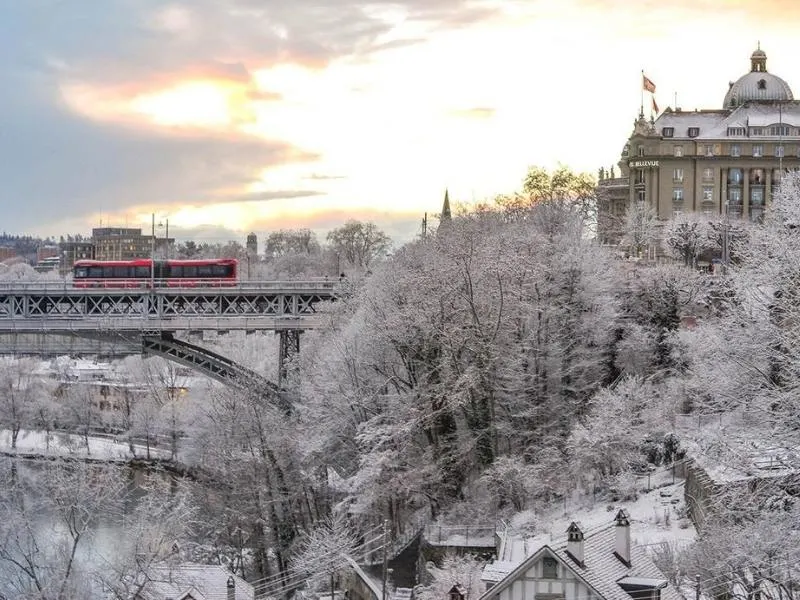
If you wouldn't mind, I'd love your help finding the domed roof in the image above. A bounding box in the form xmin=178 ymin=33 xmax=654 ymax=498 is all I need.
xmin=723 ymin=47 xmax=794 ymax=109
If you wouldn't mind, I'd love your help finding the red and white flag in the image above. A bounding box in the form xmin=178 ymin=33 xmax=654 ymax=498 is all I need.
xmin=642 ymin=73 xmax=656 ymax=93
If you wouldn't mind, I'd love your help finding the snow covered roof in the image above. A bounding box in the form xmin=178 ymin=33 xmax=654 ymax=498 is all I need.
xmin=135 ymin=562 xmax=254 ymax=600
xmin=652 ymin=101 xmax=800 ymax=139
xmin=481 ymin=560 xmax=517 ymax=584
xmin=480 ymin=524 xmax=682 ymax=600
xmin=617 ymin=577 xmax=668 ymax=588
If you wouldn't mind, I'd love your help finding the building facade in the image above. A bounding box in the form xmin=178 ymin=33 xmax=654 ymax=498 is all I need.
xmin=601 ymin=47 xmax=800 ymax=242
xmin=59 ymin=237 xmax=94 ymax=274
xmin=92 ymin=227 xmax=152 ymax=260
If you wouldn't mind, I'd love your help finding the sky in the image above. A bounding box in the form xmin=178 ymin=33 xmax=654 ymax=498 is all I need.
xmin=2 ymin=0 xmax=800 ymax=246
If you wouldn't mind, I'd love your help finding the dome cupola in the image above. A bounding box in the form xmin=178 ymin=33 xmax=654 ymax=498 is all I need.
xmin=723 ymin=45 xmax=793 ymax=108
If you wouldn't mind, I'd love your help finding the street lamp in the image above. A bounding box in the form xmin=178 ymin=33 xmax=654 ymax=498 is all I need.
xmin=150 ymin=213 xmax=156 ymax=288
xmin=158 ymin=217 xmax=170 ymax=259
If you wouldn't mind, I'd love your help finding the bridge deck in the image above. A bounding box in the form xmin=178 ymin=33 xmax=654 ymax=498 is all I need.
xmin=0 ymin=281 xmax=337 ymax=332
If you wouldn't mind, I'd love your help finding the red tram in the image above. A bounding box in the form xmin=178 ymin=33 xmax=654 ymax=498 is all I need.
xmin=72 ymin=258 xmax=239 ymax=288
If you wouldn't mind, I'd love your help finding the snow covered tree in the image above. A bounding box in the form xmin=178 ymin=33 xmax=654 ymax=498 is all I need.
xmin=662 ymin=213 xmax=714 ymax=267
xmin=0 ymin=357 xmax=45 ymax=448
xmin=288 ymin=513 xmax=359 ymax=598
xmin=622 ymin=201 xmax=659 ymax=258
xmin=327 ymin=220 xmax=391 ymax=270
xmin=416 ymin=553 xmax=486 ymax=600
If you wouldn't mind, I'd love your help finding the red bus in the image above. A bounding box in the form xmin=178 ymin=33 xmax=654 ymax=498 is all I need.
xmin=72 ymin=258 xmax=239 ymax=288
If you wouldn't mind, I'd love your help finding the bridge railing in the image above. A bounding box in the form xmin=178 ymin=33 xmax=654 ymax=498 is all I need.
xmin=0 ymin=279 xmax=341 ymax=292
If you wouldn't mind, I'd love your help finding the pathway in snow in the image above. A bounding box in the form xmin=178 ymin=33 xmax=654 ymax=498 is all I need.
xmin=0 ymin=429 xmax=171 ymax=462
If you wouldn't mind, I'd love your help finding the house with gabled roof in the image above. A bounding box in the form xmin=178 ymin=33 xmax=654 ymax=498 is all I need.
xmin=134 ymin=562 xmax=254 ymax=600
xmin=478 ymin=511 xmax=681 ymax=600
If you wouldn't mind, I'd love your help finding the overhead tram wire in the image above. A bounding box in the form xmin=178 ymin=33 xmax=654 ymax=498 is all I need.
xmin=251 ymin=533 xmax=389 ymax=599
xmin=247 ymin=525 xmax=387 ymax=591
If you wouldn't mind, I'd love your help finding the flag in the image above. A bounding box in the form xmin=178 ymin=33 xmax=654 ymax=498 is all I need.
xmin=643 ymin=73 xmax=656 ymax=93
xmin=652 ymin=96 xmax=659 ymax=114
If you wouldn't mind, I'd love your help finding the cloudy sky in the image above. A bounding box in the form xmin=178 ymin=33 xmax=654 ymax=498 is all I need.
xmin=2 ymin=0 xmax=799 ymax=245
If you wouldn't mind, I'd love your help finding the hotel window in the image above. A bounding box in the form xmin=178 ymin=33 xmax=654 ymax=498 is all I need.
xmin=727 ymin=127 xmax=746 ymax=136
xmin=637 ymin=190 xmax=646 ymax=204
xmin=728 ymin=168 xmax=743 ymax=184
xmin=703 ymin=168 xmax=714 ymax=181
xmin=753 ymin=144 xmax=763 ymax=157
xmin=703 ymin=206 xmax=714 ymax=217
xmin=731 ymin=144 xmax=741 ymax=157
xmin=635 ymin=170 xmax=645 ymax=185
xmin=542 ymin=557 xmax=558 ymax=579
xmin=673 ymin=168 xmax=684 ymax=182
xmin=751 ymin=127 xmax=764 ymax=136
xmin=776 ymin=145 xmax=785 ymax=158
xmin=672 ymin=206 xmax=684 ymax=218
xmin=702 ymin=186 xmax=714 ymax=202
xmin=705 ymin=144 xmax=714 ymax=156
xmin=771 ymin=125 xmax=790 ymax=136
xmin=662 ymin=127 xmax=674 ymax=138
xmin=688 ymin=127 xmax=699 ymax=137
xmin=674 ymin=145 xmax=683 ymax=157
xmin=673 ymin=188 xmax=684 ymax=202
xmin=637 ymin=145 xmax=645 ymax=157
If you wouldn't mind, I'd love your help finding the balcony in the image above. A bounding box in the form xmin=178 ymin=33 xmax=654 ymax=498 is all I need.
xmin=598 ymin=177 xmax=630 ymax=189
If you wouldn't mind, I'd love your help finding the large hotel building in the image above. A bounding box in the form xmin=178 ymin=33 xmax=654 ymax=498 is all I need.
xmin=599 ymin=47 xmax=800 ymax=242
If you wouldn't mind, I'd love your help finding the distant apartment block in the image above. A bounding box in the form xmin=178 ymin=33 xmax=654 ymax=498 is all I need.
xmin=0 ymin=247 xmax=17 ymax=262
xmin=59 ymin=238 xmax=94 ymax=273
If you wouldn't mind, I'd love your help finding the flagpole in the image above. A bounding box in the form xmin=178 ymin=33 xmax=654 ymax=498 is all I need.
xmin=640 ymin=70 xmax=644 ymax=117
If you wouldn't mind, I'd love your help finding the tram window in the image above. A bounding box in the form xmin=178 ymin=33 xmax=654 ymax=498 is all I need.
xmin=198 ymin=265 xmax=213 ymax=277
xmin=88 ymin=267 xmax=104 ymax=278
xmin=74 ymin=268 xmax=88 ymax=278
xmin=168 ymin=265 xmax=181 ymax=278
xmin=113 ymin=266 xmax=129 ymax=278
xmin=102 ymin=267 xmax=113 ymax=277
xmin=135 ymin=266 xmax=150 ymax=278
xmin=212 ymin=265 xmax=228 ymax=276
xmin=184 ymin=266 xmax=197 ymax=277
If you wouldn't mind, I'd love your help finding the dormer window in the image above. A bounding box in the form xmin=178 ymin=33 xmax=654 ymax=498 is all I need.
xmin=758 ymin=79 xmax=767 ymax=90
xmin=751 ymin=127 xmax=764 ymax=136
xmin=727 ymin=127 xmax=746 ymax=136
xmin=662 ymin=127 xmax=674 ymax=138
xmin=771 ymin=125 xmax=790 ymax=136
xmin=688 ymin=127 xmax=699 ymax=138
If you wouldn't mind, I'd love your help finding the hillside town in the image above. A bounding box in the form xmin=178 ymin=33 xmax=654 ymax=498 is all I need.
xmin=2 ymin=1 xmax=800 ymax=598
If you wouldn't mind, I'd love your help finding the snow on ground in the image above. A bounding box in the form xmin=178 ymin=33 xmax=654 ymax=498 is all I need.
xmin=0 ymin=429 xmax=171 ymax=461
xmin=424 ymin=465 xmax=696 ymax=563
xmin=676 ymin=411 xmax=799 ymax=483
xmin=499 ymin=472 xmax=695 ymax=563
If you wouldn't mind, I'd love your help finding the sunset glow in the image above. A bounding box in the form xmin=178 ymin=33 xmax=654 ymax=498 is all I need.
xmin=130 ymin=81 xmax=246 ymax=128
xmin=5 ymin=0 xmax=800 ymax=242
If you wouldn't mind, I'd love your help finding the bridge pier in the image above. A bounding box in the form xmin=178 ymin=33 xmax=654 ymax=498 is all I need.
xmin=278 ymin=329 xmax=302 ymax=387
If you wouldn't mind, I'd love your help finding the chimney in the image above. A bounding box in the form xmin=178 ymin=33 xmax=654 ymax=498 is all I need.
xmin=566 ymin=522 xmax=584 ymax=566
xmin=227 ymin=575 xmax=236 ymax=600
xmin=614 ymin=509 xmax=631 ymax=566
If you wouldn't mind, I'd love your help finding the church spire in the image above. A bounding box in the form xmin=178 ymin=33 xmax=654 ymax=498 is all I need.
xmin=441 ymin=189 xmax=452 ymax=222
